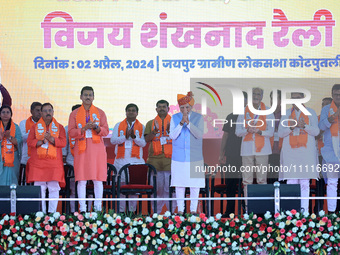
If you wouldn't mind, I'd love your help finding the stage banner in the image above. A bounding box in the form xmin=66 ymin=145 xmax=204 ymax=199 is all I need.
xmin=0 ymin=0 xmax=339 ymax=134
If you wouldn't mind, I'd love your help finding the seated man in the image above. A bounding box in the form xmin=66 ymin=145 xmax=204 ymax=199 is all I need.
xmin=27 ymin=103 xmax=66 ymax=213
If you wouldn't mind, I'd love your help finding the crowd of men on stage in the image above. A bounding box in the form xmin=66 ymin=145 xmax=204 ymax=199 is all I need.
xmin=0 ymin=84 xmax=339 ymax=216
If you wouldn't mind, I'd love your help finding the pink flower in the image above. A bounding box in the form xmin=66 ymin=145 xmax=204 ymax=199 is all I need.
xmin=60 ymin=215 xmax=66 ymax=221
xmin=296 ymin=220 xmax=303 ymax=227
xmin=60 ymin=226 xmax=66 ymax=232
xmin=280 ymin=229 xmax=285 ymax=234
xmin=45 ymin=225 xmax=51 ymax=231
xmin=267 ymin=227 xmax=273 ymax=233
xmin=287 ymin=216 xmax=292 ymax=220
xmin=322 ymin=217 xmax=328 ymax=222
xmin=290 ymin=209 xmax=297 ymax=215
xmin=319 ymin=226 xmax=324 ymax=231
xmin=199 ymin=213 xmax=206 ymax=219
xmin=77 ymin=214 xmax=84 ymax=221
xmin=274 ymin=213 xmax=280 ymax=218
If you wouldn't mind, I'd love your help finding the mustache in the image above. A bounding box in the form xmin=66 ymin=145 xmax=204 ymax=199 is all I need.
xmin=46 ymin=114 xmax=52 ymax=117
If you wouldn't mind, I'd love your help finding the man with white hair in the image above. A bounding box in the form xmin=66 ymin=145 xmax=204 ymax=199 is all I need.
xmin=235 ymin=87 xmax=274 ymax=210
xmin=279 ymin=92 xmax=319 ymax=212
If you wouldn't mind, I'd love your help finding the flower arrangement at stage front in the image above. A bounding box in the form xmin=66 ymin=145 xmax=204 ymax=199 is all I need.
xmin=0 ymin=210 xmax=340 ymax=254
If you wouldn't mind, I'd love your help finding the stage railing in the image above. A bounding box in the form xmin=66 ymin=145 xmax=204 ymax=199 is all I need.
xmin=2 ymin=182 xmax=338 ymax=216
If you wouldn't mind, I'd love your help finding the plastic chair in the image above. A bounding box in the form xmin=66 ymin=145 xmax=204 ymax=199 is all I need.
xmin=210 ymin=170 xmax=243 ymax=216
xmin=117 ymin=163 xmax=157 ymax=214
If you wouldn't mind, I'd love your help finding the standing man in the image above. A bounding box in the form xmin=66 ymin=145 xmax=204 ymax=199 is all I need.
xmin=279 ymin=92 xmax=319 ymax=212
xmin=26 ymin=103 xmax=66 ymax=213
xmin=110 ymin=103 xmax=146 ymax=212
xmin=319 ymin=84 xmax=340 ymax=214
xmin=144 ymin=100 xmax=173 ymax=214
xmin=219 ymin=92 xmax=247 ymax=217
xmin=316 ymin=97 xmax=332 ymax=212
xmin=68 ymin=86 xmax=109 ymax=212
xmin=63 ymin=104 xmax=81 ymax=213
xmin=170 ymin=92 xmax=205 ymax=215
xmin=235 ymin=87 xmax=274 ymax=210
xmin=20 ymin=102 xmax=42 ymax=166
xmin=268 ymin=90 xmax=282 ymax=183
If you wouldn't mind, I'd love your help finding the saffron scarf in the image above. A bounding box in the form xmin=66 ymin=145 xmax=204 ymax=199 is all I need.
xmin=25 ymin=117 xmax=36 ymax=157
xmin=35 ymin=117 xmax=60 ymax=159
xmin=116 ymin=119 xmax=143 ymax=159
xmin=244 ymin=102 xmax=267 ymax=153
xmin=151 ymin=115 xmax=172 ymax=158
xmin=289 ymin=108 xmax=309 ymax=148
xmin=0 ymin=120 xmax=16 ymax=167
xmin=75 ymin=104 xmax=101 ymax=154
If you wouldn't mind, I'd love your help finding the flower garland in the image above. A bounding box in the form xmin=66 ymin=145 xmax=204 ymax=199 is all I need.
xmin=0 ymin=210 xmax=339 ymax=254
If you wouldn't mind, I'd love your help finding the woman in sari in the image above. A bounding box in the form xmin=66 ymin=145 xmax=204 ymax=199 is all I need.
xmin=0 ymin=105 xmax=22 ymax=185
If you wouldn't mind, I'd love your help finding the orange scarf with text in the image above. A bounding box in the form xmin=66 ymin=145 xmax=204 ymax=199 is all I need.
xmin=0 ymin=120 xmax=16 ymax=167
xmin=25 ymin=117 xmax=36 ymax=157
xmin=75 ymin=105 xmax=101 ymax=154
xmin=151 ymin=115 xmax=172 ymax=158
xmin=116 ymin=119 xmax=143 ymax=159
xmin=35 ymin=117 xmax=60 ymax=159
xmin=329 ymin=101 xmax=339 ymax=137
xmin=244 ymin=102 xmax=267 ymax=152
xmin=289 ymin=108 xmax=309 ymax=148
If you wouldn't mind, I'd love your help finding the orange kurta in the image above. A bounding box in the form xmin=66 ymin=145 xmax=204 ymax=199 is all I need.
xmin=26 ymin=124 xmax=66 ymax=187
xmin=68 ymin=106 xmax=109 ymax=182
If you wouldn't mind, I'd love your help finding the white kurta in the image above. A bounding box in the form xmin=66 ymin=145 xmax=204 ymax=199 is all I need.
xmin=110 ymin=120 xmax=146 ymax=180
xmin=278 ymin=108 xmax=319 ymax=180
xmin=169 ymin=113 xmax=205 ymax=188
xmin=19 ymin=118 xmax=37 ymax=164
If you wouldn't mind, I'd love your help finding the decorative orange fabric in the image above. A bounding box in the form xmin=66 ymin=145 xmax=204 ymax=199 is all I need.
xmin=75 ymin=104 xmax=101 ymax=154
xmin=35 ymin=117 xmax=60 ymax=159
xmin=329 ymin=101 xmax=339 ymax=137
xmin=25 ymin=117 xmax=36 ymax=157
xmin=289 ymin=108 xmax=309 ymax=148
xmin=244 ymin=102 xmax=267 ymax=152
xmin=0 ymin=120 xmax=16 ymax=167
xmin=116 ymin=119 xmax=143 ymax=159
xmin=151 ymin=115 xmax=172 ymax=158
xmin=177 ymin=91 xmax=195 ymax=106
